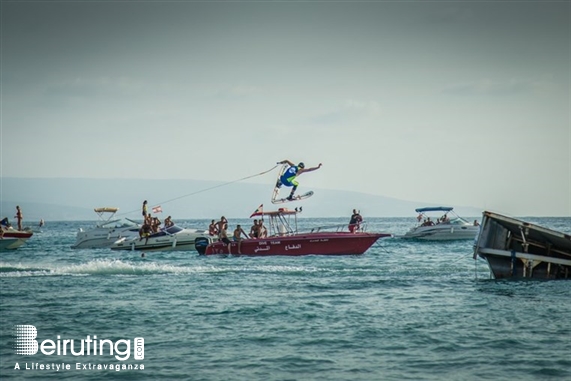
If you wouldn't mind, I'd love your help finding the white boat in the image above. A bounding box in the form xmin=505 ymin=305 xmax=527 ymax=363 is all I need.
xmin=71 ymin=207 xmax=141 ymax=249
xmin=0 ymin=225 xmax=34 ymax=250
xmin=0 ymin=237 xmax=26 ymax=251
xmin=110 ymin=225 xmax=214 ymax=252
xmin=401 ymin=206 xmax=479 ymax=241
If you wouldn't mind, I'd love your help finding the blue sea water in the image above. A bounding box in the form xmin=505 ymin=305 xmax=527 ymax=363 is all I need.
xmin=1 ymin=217 xmax=570 ymax=381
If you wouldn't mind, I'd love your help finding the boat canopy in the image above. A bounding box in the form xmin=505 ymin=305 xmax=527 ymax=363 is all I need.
xmin=415 ymin=206 xmax=453 ymax=213
xmin=94 ymin=207 xmax=119 ymax=213
xmin=250 ymin=208 xmax=299 ymax=217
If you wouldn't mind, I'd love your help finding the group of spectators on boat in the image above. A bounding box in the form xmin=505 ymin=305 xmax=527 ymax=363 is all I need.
xmin=208 ymin=217 xmax=268 ymax=242
xmin=140 ymin=200 xmax=175 ymax=242
xmin=207 ymin=216 xmax=244 ymax=254
xmin=248 ymin=219 xmax=268 ymax=239
xmin=206 ymin=216 xmax=270 ymax=254
xmin=417 ymin=213 xmax=450 ymax=227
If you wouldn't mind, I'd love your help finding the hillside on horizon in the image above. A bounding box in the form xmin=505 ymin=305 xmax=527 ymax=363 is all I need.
xmin=1 ymin=177 xmax=484 ymax=221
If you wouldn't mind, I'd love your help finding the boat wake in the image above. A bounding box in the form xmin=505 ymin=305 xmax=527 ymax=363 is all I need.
xmin=0 ymin=259 xmax=337 ymax=277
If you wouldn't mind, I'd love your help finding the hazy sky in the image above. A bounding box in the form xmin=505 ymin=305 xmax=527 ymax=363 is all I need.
xmin=1 ymin=0 xmax=569 ymax=216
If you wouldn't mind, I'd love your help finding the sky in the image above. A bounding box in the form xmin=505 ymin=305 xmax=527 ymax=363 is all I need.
xmin=1 ymin=0 xmax=570 ymax=217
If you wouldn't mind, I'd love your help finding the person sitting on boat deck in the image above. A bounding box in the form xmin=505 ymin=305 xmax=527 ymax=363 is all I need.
xmin=142 ymin=200 xmax=148 ymax=221
xmin=440 ymin=214 xmax=449 ymax=223
xmin=422 ymin=217 xmax=435 ymax=227
xmin=164 ymin=216 xmax=174 ymax=228
xmin=258 ymin=220 xmax=268 ymax=238
xmin=144 ymin=213 xmax=153 ymax=226
xmin=473 ymin=220 xmax=480 ymax=226
xmin=219 ymin=223 xmax=232 ymax=253
xmin=151 ymin=217 xmax=161 ymax=233
xmin=15 ymin=205 xmax=23 ymax=231
xmin=139 ymin=222 xmax=152 ymax=244
xmin=208 ymin=219 xmax=218 ymax=236
xmin=233 ymin=224 xmax=249 ymax=254
xmin=348 ymin=209 xmax=363 ymax=233
xmin=0 ymin=217 xmax=11 ymax=228
xmin=277 ymin=160 xmax=322 ymax=201
xmin=0 ymin=225 xmax=4 ymax=239
xmin=249 ymin=220 xmax=260 ymax=239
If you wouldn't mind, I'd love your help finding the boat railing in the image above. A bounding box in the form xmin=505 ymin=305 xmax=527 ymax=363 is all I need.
xmin=306 ymin=221 xmax=368 ymax=234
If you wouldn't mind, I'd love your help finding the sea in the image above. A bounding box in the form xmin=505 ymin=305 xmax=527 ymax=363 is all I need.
xmin=1 ymin=217 xmax=570 ymax=381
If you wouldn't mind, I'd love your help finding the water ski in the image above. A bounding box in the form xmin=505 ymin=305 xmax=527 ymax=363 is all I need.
xmin=272 ymin=190 xmax=314 ymax=204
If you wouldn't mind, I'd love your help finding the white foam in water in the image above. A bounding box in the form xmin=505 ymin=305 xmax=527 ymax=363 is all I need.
xmin=0 ymin=259 xmax=195 ymax=277
xmin=0 ymin=259 xmax=331 ymax=277
xmin=53 ymin=259 xmax=203 ymax=276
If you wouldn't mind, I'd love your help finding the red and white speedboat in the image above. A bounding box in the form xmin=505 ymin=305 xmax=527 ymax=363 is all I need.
xmin=197 ymin=208 xmax=391 ymax=256
xmin=0 ymin=227 xmax=33 ymax=250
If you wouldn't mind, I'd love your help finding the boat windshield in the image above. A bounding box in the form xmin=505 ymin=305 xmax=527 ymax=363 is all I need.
xmin=164 ymin=226 xmax=183 ymax=234
xmin=449 ymin=217 xmax=470 ymax=225
xmin=99 ymin=219 xmax=139 ymax=229
xmin=148 ymin=225 xmax=184 ymax=238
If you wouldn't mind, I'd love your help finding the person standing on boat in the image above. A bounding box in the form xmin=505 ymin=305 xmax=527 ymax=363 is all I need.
xmin=216 ymin=216 xmax=228 ymax=239
xmin=219 ymin=222 xmax=231 ymax=253
xmin=277 ymin=160 xmax=322 ymax=201
xmin=349 ymin=209 xmax=363 ymax=233
xmin=208 ymin=219 xmax=218 ymax=236
xmin=142 ymin=200 xmax=148 ymax=221
xmin=15 ymin=206 xmax=23 ymax=231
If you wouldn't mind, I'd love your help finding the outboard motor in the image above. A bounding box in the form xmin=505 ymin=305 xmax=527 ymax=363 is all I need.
xmin=195 ymin=237 xmax=210 ymax=255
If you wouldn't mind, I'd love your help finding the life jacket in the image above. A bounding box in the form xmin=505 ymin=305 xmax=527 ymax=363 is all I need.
xmin=280 ymin=166 xmax=298 ymax=181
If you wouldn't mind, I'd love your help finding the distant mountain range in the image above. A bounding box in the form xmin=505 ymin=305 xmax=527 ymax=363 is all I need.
xmin=0 ymin=177 xmax=483 ymax=222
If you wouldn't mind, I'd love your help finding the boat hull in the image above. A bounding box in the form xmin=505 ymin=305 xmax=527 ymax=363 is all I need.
xmin=402 ymin=225 xmax=479 ymax=240
xmin=203 ymin=232 xmax=390 ymax=256
xmin=71 ymin=229 xmax=140 ymax=249
xmin=474 ymin=211 xmax=571 ymax=280
xmin=110 ymin=231 xmax=214 ymax=252
xmin=1 ymin=229 xmax=33 ymax=250
xmin=111 ymin=238 xmax=200 ymax=252
xmin=2 ymin=230 xmax=33 ymax=239
xmin=0 ymin=238 xmax=28 ymax=251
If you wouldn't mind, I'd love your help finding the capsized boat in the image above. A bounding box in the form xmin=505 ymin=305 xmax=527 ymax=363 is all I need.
xmin=110 ymin=225 xmax=214 ymax=252
xmin=401 ymin=206 xmax=479 ymax=240
xmin=71 ymin=207 xmax=141 ymax=249
xmin=197 ymin=207 xmax=392 ymax=256
xmin=473 ymin=211 xmax=571 ymax=280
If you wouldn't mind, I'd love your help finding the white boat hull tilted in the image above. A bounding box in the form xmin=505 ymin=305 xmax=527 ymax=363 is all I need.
xmin=110 ymin=225 xmax=214 ymax=252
